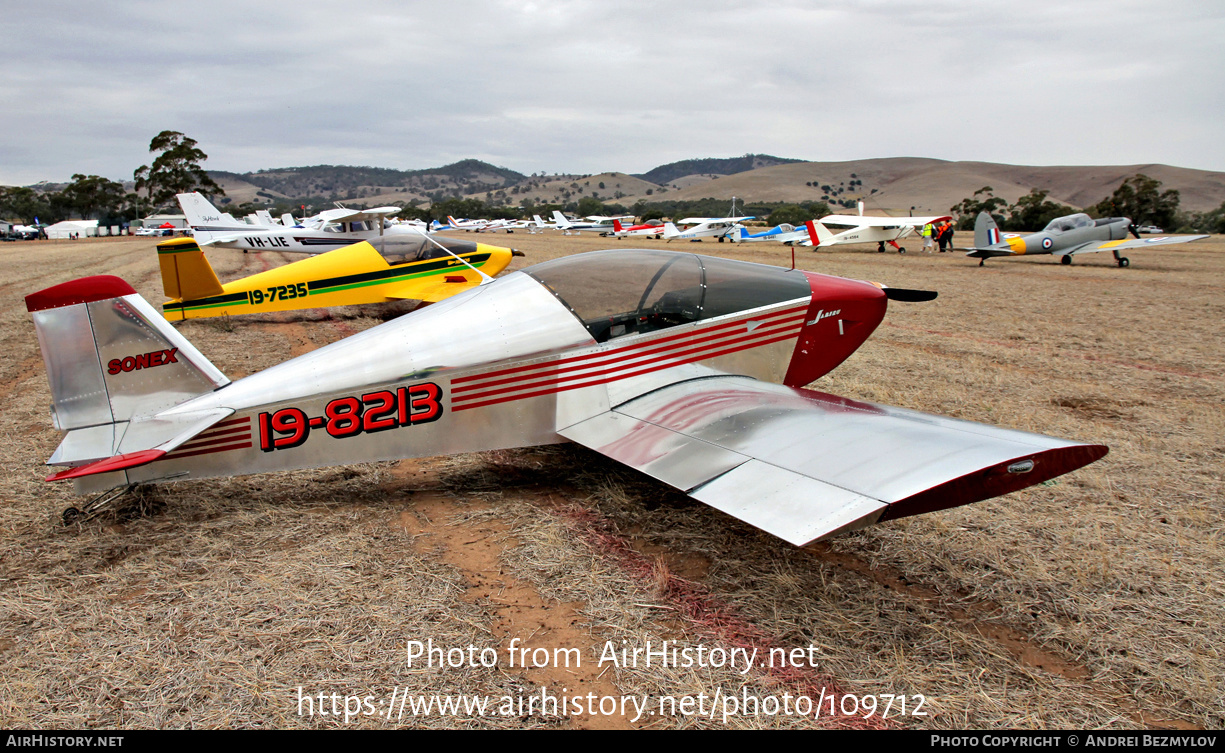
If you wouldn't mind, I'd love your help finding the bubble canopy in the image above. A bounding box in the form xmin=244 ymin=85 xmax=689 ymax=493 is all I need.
xmin=524 ymin=249 xmax=812 ymax=343
xmin=366 ymin=235 xmax=485 ymax=266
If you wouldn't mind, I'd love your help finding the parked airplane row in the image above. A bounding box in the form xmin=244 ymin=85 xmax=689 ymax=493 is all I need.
xmin=176 ymin=193 xmax=1207 ymax=268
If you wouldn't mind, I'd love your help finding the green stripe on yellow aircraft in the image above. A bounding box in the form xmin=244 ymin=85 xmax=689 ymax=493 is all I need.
xmin=158 ymin=235 xmax=520 ymax=321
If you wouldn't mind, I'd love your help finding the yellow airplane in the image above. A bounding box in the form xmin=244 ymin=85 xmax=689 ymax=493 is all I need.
xmin=158 ymin=234 xmax=520 ymax=321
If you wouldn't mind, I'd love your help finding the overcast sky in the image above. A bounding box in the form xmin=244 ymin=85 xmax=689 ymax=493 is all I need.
xmin=2 ymin=0 xmax=1222 ymax=185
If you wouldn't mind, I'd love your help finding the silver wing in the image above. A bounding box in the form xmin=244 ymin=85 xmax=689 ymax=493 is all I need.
xmin=560 ymin=376 xmax=1106 ymax=546
xmin=1065 ymin=235 xmax=1210 ymax=256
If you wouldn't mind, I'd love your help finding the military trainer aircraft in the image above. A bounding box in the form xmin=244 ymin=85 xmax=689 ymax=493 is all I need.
xmin=26 ymin=249 xmax=1106 ymax=545
xmin=157 ymin=234 xmax=520 ymax=321
xmin=965 ymin=211 xmax=1209 ymax=267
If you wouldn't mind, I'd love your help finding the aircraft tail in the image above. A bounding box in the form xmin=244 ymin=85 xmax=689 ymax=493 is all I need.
xmin=974 ymin=212 xmax=1005 ymax=249
xmin=552 ymin=210 xmax=569 ymax=225
xmin=662 ymin=222 xmax=681 ymax=240
xmin=178 ymin=192 xmax=247 ymax=246
xmin=805 ymin=220 xmax=835 ymax=247
xmin=613 ymin=219 xmax=624 ymax=233
xmin=532 ymin=214 xmax=545 ymax=226
xmin=157 ymin=238 xmax=225 ymax=321
xmin=727 ymin=226 xmax=746 ymax=243
xmin=26 ymin=275 xmax=232 ymax=485
xmin=280 ymin=213 xmax=297 ymax=227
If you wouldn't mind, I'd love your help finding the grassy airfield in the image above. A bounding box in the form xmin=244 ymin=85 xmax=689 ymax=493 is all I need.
xmin=0 ymin=231 xmax=1220 ymax=729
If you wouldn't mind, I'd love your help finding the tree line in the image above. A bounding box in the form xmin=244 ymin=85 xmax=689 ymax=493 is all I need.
xmin=950 ymin=175 xmax=1225 ymax=233
xmin=0 ymin=131 xmax=223 ymax=226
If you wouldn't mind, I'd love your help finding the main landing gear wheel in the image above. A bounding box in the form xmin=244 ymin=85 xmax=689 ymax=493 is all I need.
xmin=1060 ymin=255 xmax=1072 ymax=265
xmin=1118 ymin=257 xmax=1130 ymax=268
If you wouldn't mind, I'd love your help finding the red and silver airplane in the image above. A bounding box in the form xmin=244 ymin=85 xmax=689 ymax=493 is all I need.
xmin=26 ymin=250 xmax=1106 ymax=543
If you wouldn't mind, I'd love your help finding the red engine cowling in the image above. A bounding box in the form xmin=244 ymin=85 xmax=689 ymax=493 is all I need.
xmin=783 ymin=271 xmax=887 ymax=387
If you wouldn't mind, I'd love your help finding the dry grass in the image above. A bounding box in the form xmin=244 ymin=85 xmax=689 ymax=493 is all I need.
xmin=0 ymin=233 xmax=1221 ymax=729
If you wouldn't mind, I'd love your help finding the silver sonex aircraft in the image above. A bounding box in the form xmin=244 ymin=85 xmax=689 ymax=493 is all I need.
xmin=965 ymin=211 xmax=1208 ymax=267
xmin=27 ymin=250 xmax=1106 ymax=545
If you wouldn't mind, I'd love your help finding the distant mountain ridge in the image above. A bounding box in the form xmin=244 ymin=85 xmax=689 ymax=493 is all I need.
xmin=633 ymin=154 xmax=803 ymax=185
xmin=203 ymin=156 xmax=1225 ymax=214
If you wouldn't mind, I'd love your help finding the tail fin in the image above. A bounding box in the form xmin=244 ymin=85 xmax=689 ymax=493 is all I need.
xmin=663 ymin=222 xmax=681 ymax=240
xmin=727 ymin=226 xmax=745 ymax=242
xmin=178 ymin=192 xmax=236 ymax=228
xmin=157 ymin=238 xmax=225 ymax=320
xmin=552 ymin=210 xmax=569 ymax=225
xmin=805 ymin=220 xmax=834 ymax=247
xmin=974 ymin=212 xmax=1003 ymax=248
xmin=613 ymin=219 xmax=624 ymax=233
xmin=533 ymin=214 xmax=545 ymax=226
xmin=280 ymin=213 xmax=297 ymax=227
xmin=26 ymin=276 xmax=231 ymax=484
xmin=26 ymin=276 xmax=228 ymax=430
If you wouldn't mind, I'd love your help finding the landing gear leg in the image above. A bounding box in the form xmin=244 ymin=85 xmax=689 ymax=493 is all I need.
xmin=978 ymin=258 xmax=985 ymax=267
xmin=62 ymin=484 xmax=137 ymax=526
xmin=1113 ymin=249 xmax=1130 ymax=268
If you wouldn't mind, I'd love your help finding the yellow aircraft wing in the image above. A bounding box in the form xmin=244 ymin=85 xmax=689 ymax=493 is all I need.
xmin=159 ymin=235 xmax=517 ymax=321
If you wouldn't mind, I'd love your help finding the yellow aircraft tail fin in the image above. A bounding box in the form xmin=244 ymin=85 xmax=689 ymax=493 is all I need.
xmin=158 ymin=238 xmax=224 ymax=301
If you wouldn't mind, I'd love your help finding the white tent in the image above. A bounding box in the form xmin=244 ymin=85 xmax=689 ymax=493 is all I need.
xmin=44 ymin=220 xmax=99 ymax=239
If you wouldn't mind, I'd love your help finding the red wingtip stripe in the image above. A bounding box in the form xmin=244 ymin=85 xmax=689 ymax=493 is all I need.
xmin=46 ymin=449 xmax=165 ymax=482
xmin=26 ymin=275 xmax=137 ymax=312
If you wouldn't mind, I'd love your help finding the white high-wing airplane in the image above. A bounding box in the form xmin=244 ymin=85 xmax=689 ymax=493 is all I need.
xmin=179 ymin=193 xmax=420 ymax=254
xmin=663 ymin=216 xmax=755 ymax=242
xmin=444 ymin=216 xmax=494 ymax=232
xmin=550 ymin=211 xmax=631 ymax=235
xmin=802 ymin=203 xmax=950 ymax=253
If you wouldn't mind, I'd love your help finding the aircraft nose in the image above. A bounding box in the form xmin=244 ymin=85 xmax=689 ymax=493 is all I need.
xmin=783 ymin=272 xmax=888 ymax=387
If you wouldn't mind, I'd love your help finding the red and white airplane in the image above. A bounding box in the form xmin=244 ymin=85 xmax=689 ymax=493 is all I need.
xmin=802 ymin=203 xmax=951 ymax=253
xmin=27 ymin=249 xmax=1106 ymax=544
xmin=611 ymin=219 xmax=666 ymax=239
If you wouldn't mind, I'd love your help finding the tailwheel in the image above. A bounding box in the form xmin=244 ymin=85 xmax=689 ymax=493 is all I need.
xmin=61 ymin=484 xmax=137 ymax=526
xmin=1060 ymin=255 xmax=1072 ymax=265
xmin=978 ymin=258 xmax=985 ymax=267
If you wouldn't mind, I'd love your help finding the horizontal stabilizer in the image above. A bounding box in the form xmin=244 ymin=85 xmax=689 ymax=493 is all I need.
xmin=560 ymin=376 xmax=1106 ymax=546
xmin=46 ymin=408 xmax=234 ymax=481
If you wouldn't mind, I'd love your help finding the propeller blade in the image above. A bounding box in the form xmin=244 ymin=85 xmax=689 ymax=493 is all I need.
xmin=883 ymin=287 xmax=938 ymax=302
xmin=1128 ymin=223 xmax=1141 ymax=240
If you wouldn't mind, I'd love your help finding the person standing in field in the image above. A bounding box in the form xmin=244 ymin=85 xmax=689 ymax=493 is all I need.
xmin=921 ymin=223 xmax=934 ymax=252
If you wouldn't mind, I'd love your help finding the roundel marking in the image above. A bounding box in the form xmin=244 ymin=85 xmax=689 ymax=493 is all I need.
xmin=1042 ymin=237 xmax=1054 ymax=250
